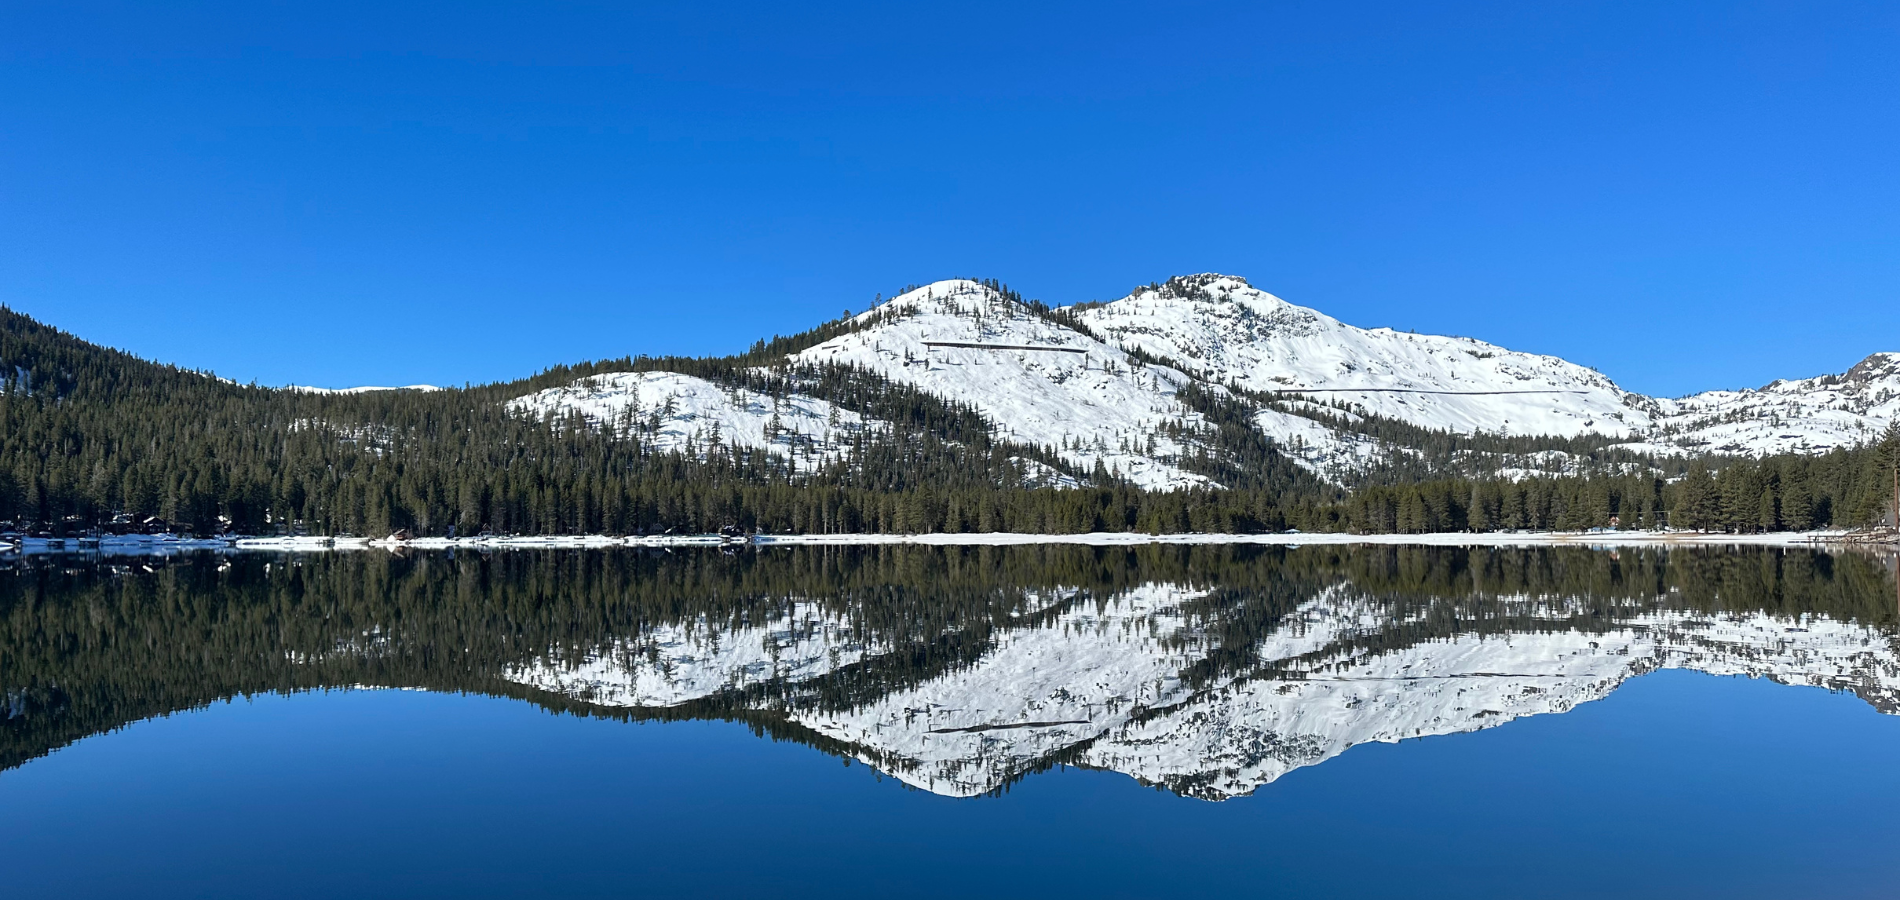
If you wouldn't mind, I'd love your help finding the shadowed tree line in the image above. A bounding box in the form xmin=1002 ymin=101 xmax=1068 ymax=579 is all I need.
xmin=1296 ymin=430 xmax=1900 ymax=534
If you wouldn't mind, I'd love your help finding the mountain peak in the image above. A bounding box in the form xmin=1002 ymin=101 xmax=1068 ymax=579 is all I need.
xmin=861 ymin=279 xmax=1016 ymax=323
xmin=1120 ymin=273 xmax=1261 ymax=305
xmin=1157 ymin=272 xmax=1252 ymax=294
xmin=1844 ymin=351 xmax=1900 ymax=383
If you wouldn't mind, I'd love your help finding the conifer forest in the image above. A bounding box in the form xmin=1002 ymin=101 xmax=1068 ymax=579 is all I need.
xmin=4 ymin=304 xmax=1897 ymax=538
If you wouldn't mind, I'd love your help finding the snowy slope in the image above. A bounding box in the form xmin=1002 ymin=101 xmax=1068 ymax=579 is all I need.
xmin=1075 ymin=274 xmax=1651 ymax=439
xmin=1624 ymin=352 xmax=1900 ymax=456
xmin=1253 ymin=406 xmax=1395 ymax=482
xmin=500 ymin=275 xmax=1894 ymax=481
xmin=507 ymin=371 xmax=879 ymax=474
xmin=793 ymin=280 xmax=1215 ymax=489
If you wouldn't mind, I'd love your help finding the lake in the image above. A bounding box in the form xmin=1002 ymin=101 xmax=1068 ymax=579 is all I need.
xmin=3 ymin=544 xmax=1899 ymax=898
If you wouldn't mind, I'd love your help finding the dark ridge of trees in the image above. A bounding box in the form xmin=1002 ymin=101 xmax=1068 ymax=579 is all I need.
xmin=1292 ymin=426 xmax=1900 ymax=535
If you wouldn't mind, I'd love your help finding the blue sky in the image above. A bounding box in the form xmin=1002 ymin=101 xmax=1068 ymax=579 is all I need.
xmin=5 ymin=1 xmax=1896 ymax=396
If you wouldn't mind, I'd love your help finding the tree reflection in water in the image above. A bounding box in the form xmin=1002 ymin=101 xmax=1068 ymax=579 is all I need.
xmin=3 ymin=544 xmax=1896 ymax=798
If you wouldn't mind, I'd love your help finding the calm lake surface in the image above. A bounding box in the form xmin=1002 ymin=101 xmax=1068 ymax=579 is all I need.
xmin=4 ymin=544 xmax=1899 ymax=898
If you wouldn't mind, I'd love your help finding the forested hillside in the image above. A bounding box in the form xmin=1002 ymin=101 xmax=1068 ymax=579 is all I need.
xmin=4 ymin=302 xmax=1896 ymax=538
xmin=0 ymin=305 xmax=1316 ymax=536
xmin=1305 ymin=440 xmax=1900 ymax=534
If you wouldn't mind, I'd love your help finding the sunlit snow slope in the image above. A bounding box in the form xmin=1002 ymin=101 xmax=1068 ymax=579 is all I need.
xmin=507 ymin=371 xmax=879 ymax=474
xmin=1626 ymin=352 xmax=1900 ymax=456
xmin=1076 ymin=274 xmax=1650 ymax=438
xmin=792 ymin=280 xmax=1214 ymax=489
xmin=504 ymin=275 xmax=1896 ymax=483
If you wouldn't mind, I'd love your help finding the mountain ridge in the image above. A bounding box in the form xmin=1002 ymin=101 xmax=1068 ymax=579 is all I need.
xmin=514 ymin=275 xmax=1895 ymax=487
xmin=4 ymin=282 xmax=1897 ymax=538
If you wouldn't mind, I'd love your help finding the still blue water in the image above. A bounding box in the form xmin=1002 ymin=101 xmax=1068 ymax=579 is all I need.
xmin=2 ymin=545 xmax=1897 ymax=897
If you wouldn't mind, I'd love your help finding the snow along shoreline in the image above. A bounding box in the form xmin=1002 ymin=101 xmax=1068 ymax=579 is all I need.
xmin=10 ymin=531 xmax=1881 ymax=559
xmin=207 ymin=529 xmax=1882 ymax=553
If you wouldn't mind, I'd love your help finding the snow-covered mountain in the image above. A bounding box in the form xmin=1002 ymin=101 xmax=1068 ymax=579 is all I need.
xmin=1627 ymin=352 xmax=1900 ymax=456
xmin=789 ymin=281 xmax=1212 ymax=489
xmin=1076 ymin=274 xmax=1650 ymax=438
xmin=503 ymin=579 xmax=1900 ymax=800
xmin=508 ymin=275 xmax=1896 ymax=486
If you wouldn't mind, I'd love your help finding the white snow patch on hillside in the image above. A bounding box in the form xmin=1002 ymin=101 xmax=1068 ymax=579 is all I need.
xmin=794 ymin=280 xmax=1215 ymax=490
xmin=507 ymin=371 xmax=878 ymax=473
xmin=1255 ymin=406 xmax=1387 ymax=482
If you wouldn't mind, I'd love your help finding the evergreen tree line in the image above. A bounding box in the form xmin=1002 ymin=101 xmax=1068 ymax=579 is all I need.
xmin=1297 ymin=428 xmax=1900 ymax=534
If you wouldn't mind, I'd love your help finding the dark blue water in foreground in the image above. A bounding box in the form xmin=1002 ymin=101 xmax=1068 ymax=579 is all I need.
xmin=4 ymin=670 xmax=1898 ymax=899
xmin=4 ymin=545 xmax=1899 ymax=897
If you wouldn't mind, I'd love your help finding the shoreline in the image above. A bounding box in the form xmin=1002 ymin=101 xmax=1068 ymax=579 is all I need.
xmin=6 ymin=530 xmax=1893 ymax=557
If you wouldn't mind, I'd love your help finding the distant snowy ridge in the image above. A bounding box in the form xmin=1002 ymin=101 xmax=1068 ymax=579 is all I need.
xmin=509 ymin=280 xmax=1222 ymax=489
xmin=1628 ymin=352 xmax=1900 ymax=456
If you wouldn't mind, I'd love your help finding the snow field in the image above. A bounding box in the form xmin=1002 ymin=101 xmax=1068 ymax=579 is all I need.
xmin=506 ymin=371 xmax=878 ymax=474
xmin=1077 ymin=275 xmax=1649 ymax=438
xmin=794 ymin=281 xmax=1217 ymax=490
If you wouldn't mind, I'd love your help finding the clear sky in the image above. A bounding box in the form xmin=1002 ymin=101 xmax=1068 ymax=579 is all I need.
xmin=5 ymin=1 xmax=1896 ymax=397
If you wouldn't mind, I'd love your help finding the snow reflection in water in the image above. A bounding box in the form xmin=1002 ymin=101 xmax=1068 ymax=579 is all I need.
xmin=4 ymin=544 xmax=1897 ymax=798
xmin=499 ymin=554 xmax=1900 ymax=799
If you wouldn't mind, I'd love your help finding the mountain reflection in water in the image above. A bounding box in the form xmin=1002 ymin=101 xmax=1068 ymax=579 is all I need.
xmin=3 ymin=545 xmax=1897 ymax=800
